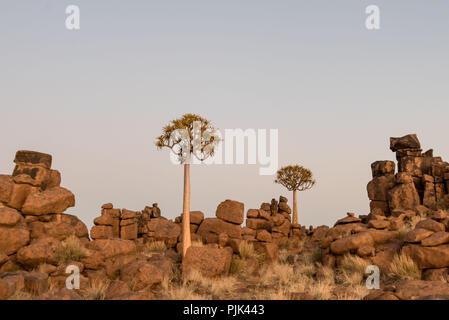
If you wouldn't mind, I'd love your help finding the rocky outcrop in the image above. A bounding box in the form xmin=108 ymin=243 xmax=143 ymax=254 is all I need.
xmin=182 ymin=246 xmax=233 ymax=277
xmin=368 ymin=134 xmax=449 ymax=215
xmin=0 ymin=151 xmax=88 ymax=270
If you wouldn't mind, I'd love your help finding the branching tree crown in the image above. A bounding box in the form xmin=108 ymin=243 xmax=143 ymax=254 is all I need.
xmin=275 ymin=165 xmax=316 ymax=191
xmin=155 ymin=113 xmax=220 ymax=164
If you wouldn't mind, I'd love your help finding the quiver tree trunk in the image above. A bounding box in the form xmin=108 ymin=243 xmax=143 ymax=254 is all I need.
xmin=181 ymin=161 xmax=191 ymax=258
xmin=292 ymin=189 xmax=298 ymax=225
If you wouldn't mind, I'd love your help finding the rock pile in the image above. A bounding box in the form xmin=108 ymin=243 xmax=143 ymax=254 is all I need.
xmin=91 ymin=203 xmax=183 ymax=249
xmin=244 ymin=196 xmax=307 ymax=246
xmin=196 ymin=200 xmax=243 ymax=246
xmin=368 ymin=134 xmax=449 ymax=216
xmin=320 ymin=134 xmax=449 ymax=276
xmin=0 ymin=151 xmax=88 ymax=273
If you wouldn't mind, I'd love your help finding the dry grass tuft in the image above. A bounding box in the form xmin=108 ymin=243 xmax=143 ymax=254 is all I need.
xmin=309 ymin=249 xmax=323 ymax=264
xmin=191 ymin=240 xmax=204 ymax=247
xmin=8 ymin=290 xmax=33 ymax=300
xmin=339 ymin=254 xmax=370 ymax=275
xmin=55 ymin=235 xmax=87 ymax=265
xmin=238 ymin=241 xmax=261 ymax=261
xmin=84 ymin=279 xmax=110 ymax=300
xmin=398 ymin=215 xmax=425 ymax=240
xmin=307 ymin=281 xmax=334 ymax=300
xmin=337 ymin=254 xmax=370 ymax=286
xmin=144 ymin=241 xmax=167 ymax=252
xmin=388 ymin=252 xmax=421 ymax=280
xmin=164 ymin=286 xmax=209 ymax=300
xmin=230 ymin=258 xmax=245 ymax=275
xmin=181 ymin=269 xmax=237 ymax=298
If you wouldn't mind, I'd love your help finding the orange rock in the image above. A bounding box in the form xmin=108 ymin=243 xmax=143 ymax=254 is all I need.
xmin=216 ymin=200 xmax=244 ymax=225
xmin=22 ymin=187 xmax=75 ymax=215
xmin=182 ymin=246 xmax=232 ymax=277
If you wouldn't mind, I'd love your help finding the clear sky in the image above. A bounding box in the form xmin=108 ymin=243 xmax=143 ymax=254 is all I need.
xmin=1 ymin=0 xmax=448 ymax=229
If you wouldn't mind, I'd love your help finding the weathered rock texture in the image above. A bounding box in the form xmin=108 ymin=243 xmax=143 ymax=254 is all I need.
xmin=0 ymin=151 xmax=91 ymax=299
xmin=368 ymin=134 xmax=449 ymax=215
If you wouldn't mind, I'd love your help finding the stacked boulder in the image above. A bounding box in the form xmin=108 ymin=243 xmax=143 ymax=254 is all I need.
xmin=0 ymin=150 xmax=89 ymax=271
xmin=402 ymin=211 xmax=449 ymax=275
xmin=196 ymin=200 xmax=243 ymax=247
xmin=245 ymin=196 xmax=304 ymax=246
xmin=91 ymin=203 xmax=182 ymax=249
xmin=368 ymin=134 xmax=449 ymax=216
xmin=320 ymin=212 xmax=400 ymax=270
xmin=91 ymin=204 xmax=120 ymax=239
xmin=321 ymin=134 xmax=449 ymax=273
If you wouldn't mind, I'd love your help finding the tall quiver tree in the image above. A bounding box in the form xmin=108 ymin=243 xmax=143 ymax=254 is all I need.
xmin=275 ymin=165 xmax=316 ymax=225
xmin=156 ymin=114 xmax=219 ymax=258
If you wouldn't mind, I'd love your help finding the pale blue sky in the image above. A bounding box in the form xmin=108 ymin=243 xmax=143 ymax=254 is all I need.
xmin=1 ymin=1 xmax=448 ymax=228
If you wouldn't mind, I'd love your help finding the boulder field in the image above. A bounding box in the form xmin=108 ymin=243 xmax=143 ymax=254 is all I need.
xmin=1 ymin=134 xmax=449 ymax=300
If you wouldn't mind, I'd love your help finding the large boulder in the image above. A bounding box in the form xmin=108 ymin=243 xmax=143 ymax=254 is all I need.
xmin=216 ymin=200 xmax=244 ymax=225
xmin=421 ymin=232 xmax=449 ymax=247
xmin=390 ymin=134 xmax=421 ymax=152
xmin=12 ymin=164 xmax=51 ymax=189
xmin=0 ymin=207 xmax=23 ymax=226
xmin=5 ymin=183 xmax=38 ymax=210
xmin=21 ymin=187 xmax=75 ymax=215
xmin=0 ymin=226 xmax=30 ymax=255
xmin=371 ymin=161 xmax=395 ymax=178
xmin=0 ymin=175 xmax=14 ymax=204
xmin=415 ymin=219 xmax=445 ymax=233
xmin=387 ymin=178 xmax=420 ymax=212
xmin=271 ymin=218 xmax=291 ymax=236
xmin=402 ymin=244 xmax=449 ymax=269
xmin=180 ymin=211 xmax=204 ymax=225
xmin=182 ymin=246 xmax=233 ymax=277
xmin=394 ymin=280 xmax=449 ymax=300
xmin=82 ymin=239 xmax=137 ymax=269
xmin=197 ymin=218 xmax=242 ymax=240
xmin=147 ymin=219 xmax=181 ymax=247
xmin=330 ymin=232 xmax=374 ymax=255
xmin=17 ymin=237 xmax=61 ymax=267
xmin=253 ymin=242 xmax=278 ymax=263
xmin=245 ymin=218 xmax=272 ymax=231
xmin=367 ymin=175 xmax=395 ymax=201
xmin=28 ymin=214 xmax=89 ymax=241
xmin=120 ymin=257 xmax=171 ymax=291
xmin=91 ymin=225 xmax=114 ymax=239
xmin=404 ymin=228 xmax=434 ymax=243
xmin=14 ymin=150 xmax=52 ymax=169
xmin=87 ymin=239 xmax=136 ymax=259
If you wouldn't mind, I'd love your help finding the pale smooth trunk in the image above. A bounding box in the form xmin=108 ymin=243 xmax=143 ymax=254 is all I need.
xmin=182 ymin=162 xmax=191 ymax=258
xmin=292 ymin=190 xmax=298 ymax=225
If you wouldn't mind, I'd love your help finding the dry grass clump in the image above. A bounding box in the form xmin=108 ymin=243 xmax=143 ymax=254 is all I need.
xmin=307 ymin=281 xmax=334 ymax=300
xmin=8 ymin=290 xmax=33 ymax=300
xmin=84 ymin=279 xmax=110 ymax=300
xmin=388 ymin=252 xmax=421 ymax=280
xmin=278 ymin=239 xmax=291 ymax=250
xmin=230 ymin=258 xmax=245 ymax=275
xmin=336 ymin=254 xmax=370 ymax=286
xmin=339 ymin=254 xmax=370 ymax=275
xmin=55 ymin=235 xmax=87 ymax=264
xmin=278 ymin=249 xmax=290 ymax=264
xmin=143 ymin=241 xmax=167 ymax=252
xmin=238 ymin=241 xmax=261 ymax=261
xmin=191 ymin=240 xmax=204 ymax=247
xmin=180 ymin=269 xmax=237 ymax=298
xmin=164 ymin=285 xmax=209 ymax=300
xmin=334 ymin=284 xmax=370 ymax=300
xmin=309 ymin=249 xmax=322 ymax=264
xmin=398 ymin=215 xmax=425 ymax=240
xmin=164 ymin=270 xmax=235 ymax=299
